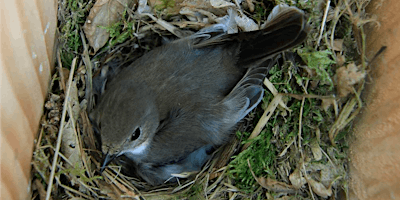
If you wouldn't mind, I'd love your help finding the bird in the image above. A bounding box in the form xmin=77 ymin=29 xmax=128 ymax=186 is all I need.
xmin=90 ymin=4 xmax=309 ymax=186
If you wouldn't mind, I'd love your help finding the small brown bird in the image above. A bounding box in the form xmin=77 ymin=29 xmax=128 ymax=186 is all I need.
xmin=90 ymin=4 xmax=309 ymax=185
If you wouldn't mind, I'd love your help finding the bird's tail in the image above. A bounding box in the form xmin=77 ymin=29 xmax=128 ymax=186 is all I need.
xmin=236 ymin=4 xmax=309 ymax=65
xmin=193 ymin=4 xmax=309 ymax=67
xmin=221 ymin=4 xmax=309 ymax=123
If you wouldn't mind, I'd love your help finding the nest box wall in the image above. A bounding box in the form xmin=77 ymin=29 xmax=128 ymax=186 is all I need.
xmin=349 ymin=0 xmax=400 ymax=199
xmin=0 ymin=0 xmax=57 ymax=199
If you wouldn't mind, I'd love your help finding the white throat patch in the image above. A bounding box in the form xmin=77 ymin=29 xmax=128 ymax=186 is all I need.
xmin=122 ymin=139 xmax=150 ymax=156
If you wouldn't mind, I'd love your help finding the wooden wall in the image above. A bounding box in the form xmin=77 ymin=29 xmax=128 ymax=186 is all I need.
xmin=349 ymin=0 xmax=400 ymax=199
xmin=0 ymin=0 xmax=57 ymax=199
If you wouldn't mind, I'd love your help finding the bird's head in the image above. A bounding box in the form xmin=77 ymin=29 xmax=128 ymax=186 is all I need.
xmin=90 ymin=80 xmax=160 ymax=171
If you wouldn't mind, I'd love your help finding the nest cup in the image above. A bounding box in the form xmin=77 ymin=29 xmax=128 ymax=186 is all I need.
xmin=1 ymin=0 xmax=399 ymax=199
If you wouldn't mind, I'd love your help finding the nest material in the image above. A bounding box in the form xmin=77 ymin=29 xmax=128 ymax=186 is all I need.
xmin=31 ymin=0 xmax=380 ymax=199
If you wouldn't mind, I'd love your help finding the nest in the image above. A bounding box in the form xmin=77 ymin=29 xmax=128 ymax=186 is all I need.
xmin=31 ymin=0 xmax=382 ymax=199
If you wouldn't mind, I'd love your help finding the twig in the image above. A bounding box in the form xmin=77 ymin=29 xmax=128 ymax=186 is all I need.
xmin=359 ymin=25 xmax=367 ymax=70
xmin=76 ymin=122 xmax=92 ymax=178
xmin=205 ymin=167 xmax=227 ymax=194
xmin=298 ymin=97 xmax=305 ymax=149
xmin=320 ymin=148 xmax=336 ymax=168
xmin=45 ymin=57 xmax=77 ymax=200
xmin=142 ymin=13 xmax=184 ymax=38
xmin=229 ymin=193 xmax=238 ymax=200
xmin=171 ymin=180 xmax=196 ymax=193
xmin=298 ymin=80 xmax=309 ymax=150
xmin=36 ymin=126 xmax=45 ymax=150
xmin=80 ymin=31 xmax=94 ymax=111
xmin=57 ymin=50 xmax=66 ymax=91
xmin=242 ymin=94 xmax=283 ymax=151
xmin=53 ymin=162 xmax=100 ymax=198
xmin=264 ymin=78 xmax=292 ymax=112
xmin=227 ymin=177 xmax=234 ymax=199
xmin=282 ymin=93 xmax=336 ymax=100
xmin=278 ymin=137 xmax=296 ymax=157
xmin=329 ymin=6 xmax=347 ymax=59
xmin=208 ymin=185 xmax=223 ymax=200
xmin=299 ymin=150 xmax=316 ymax=200
xmin=317 ymin=0 xmax=331 ymax=46
xmin=54 ymin=177 xmax=92 ymax=199
xmin=329 ymin=80 xmax=364 ymax=144
xmin=308 ymin=181 xmax=317 ymax=200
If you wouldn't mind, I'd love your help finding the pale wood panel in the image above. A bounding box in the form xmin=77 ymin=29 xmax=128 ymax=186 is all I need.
xmin=0 ymin=181 xmax=13 ymax=200
xmin=350 ymin=0 xmax=400 ymax=199
xmin=0 ymin=0 xmax=57 ymax=199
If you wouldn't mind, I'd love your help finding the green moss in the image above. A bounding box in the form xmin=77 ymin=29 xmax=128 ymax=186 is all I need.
xmin=298 ymin=48 xmax=336 ymax=90
xmin=59 ymin=0 xmax=92 ymax=67
xmin=228 ymin=43 xmax=340 ymax=194
xmin=228 ymin=129 xmax=276 ymax=192
xmin=154 ymin=0 xmax=175 ymax=11
xmin=99 ymin=10 xmax=135 ymax=48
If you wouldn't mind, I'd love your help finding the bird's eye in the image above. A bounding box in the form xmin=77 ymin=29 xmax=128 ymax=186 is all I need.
xmin=131 ymin=128 xmax=141 ymax=141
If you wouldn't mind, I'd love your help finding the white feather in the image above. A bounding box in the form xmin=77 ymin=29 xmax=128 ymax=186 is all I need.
xmin=123 ymin=140 xmax=150 ymax=156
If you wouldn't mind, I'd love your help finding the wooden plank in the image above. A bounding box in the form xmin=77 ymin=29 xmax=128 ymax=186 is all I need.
xmin=350 ymin=0 xmax=400 ymax=199
xmin=0 ymin=0 xmax=57 ymax=199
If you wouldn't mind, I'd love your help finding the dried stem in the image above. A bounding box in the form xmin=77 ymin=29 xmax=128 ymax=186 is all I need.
xmin=45 ymin=57 xmax=77 ymax=200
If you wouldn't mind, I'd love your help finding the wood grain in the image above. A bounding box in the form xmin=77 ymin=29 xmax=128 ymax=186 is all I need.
xmin=0 ymin=0 xmax=57 ymax=199
xmin=350 ymin=0 xmax=400 ymax=199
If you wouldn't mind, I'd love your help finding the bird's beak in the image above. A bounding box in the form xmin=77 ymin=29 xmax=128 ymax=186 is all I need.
xmin=100 ymin=153 xmax=117 ymax=172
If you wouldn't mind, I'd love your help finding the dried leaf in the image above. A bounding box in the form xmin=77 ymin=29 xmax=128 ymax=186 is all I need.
xmin=315 ymin=127 xmax=321 ymax=143
xmin=98 ymin=179 xmax=121 ymax=199
xmin=180 ymin=0 xmax=222 ymax=14
xmin=305 ymin=176 xmax=332 ymax=198
xmin=214 ymin=8 xmax=238 ymax=34
xmin=138 ymin=0 xmax=151 ymax=14
xmin=61 ymin=81 xmax=82 ymax=166
xmin=310 ymin=140 xmax=322 ymax=161
xmin=142 ymin=13 xmax=189 ymax=38
xmin=258 ymin=177 xmax=296 ymax=194
xmin=248 ymin=160 xmax=296 ymax=194
xmin=61 ymin=67 xmax=70 ymax=87
xmin=321 ymin=98 xmax=334 ymax=111
xmin=34 ymin=179 xmax=49 ymax=200
xmin=289 ymin=168 xmax=306 ymax=189
xmin=80 ymin=111 xmax=97 ymax=151
xmin=276 ymin=196 xmax=291 ymax=200
xmin=149 ymin=0 xmax=184 ymax=14
xmin=309 ymin=80 xmax=319 ymax=90
xmin=180 ymin=7 xmax=203 ymax=22
xmin=332 ymin=39 xmax=344 ymax=51
xmin=83 ymin=0 xmax=129 ymax=53
xmin=235 ymin=13 xmax=258 ymax=31
xmin=306 ymin=162 xmax=341 ymax=187
xmin=210 ymin=0 xmax=235 ymax=8
xmin=209 ymin=171 xmax=223 ymax=180
xmin=45 ymin=94 xmax=61 ymax=110
xmin=62 ymin=122 xmax=81 ymax=165
xmin=246 ymin=0 xmax=254 ymax=12
xmin=336 ymin=63 xmax=366 ymax=97
xmin=180 ymin=7 xmax=219 ymax=24
xmin=336 ymin=52 xmax=346 ymax=66
xmin=67 ymin=81 xmax=81 ymax=121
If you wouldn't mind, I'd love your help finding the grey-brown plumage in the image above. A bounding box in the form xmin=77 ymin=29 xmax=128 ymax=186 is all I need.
xmin=90 ymin=5 xmax=309 ymax=185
